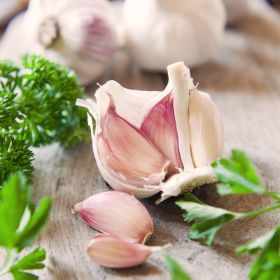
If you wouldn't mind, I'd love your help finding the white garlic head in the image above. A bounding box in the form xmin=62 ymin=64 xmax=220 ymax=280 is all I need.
xmin=0 ymin=0 xmax=120 ymax=85
xmin=122 ymin=0 xmax=226 ymax=71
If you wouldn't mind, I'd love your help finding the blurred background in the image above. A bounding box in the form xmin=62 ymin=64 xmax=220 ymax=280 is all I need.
xmin=0 ymin=0 xmax=279 ymax=86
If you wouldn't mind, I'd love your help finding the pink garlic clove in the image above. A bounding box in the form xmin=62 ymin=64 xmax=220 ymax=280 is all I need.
xmin=74 ymin=191 xmax=153 ymax=244
xmin=141 ymin=94 xmax=183 ymax=173
xmin=87 ymin=234 xmax=161 ymax=268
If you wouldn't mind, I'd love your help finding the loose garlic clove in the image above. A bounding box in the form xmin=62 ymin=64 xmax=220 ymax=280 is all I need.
xmin=87 ymin=234 xmax=161 ymax=268
xmin=78 ymin=62 xmax=224 ymax=200
xmin=189 ymin=90 xmax=224 ymax=168
xmin=73 ymin=191 xmax=153 ymax=244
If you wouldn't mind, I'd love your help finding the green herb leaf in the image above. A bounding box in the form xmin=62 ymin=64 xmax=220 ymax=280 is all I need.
xmin=212 ymin=150 xmax=265 ymax=196
xmin=0 ymin=134 xmax=34 ymax=185
xmin=165 ymin=255 xmax=192 ymax=280
xmin=0 ymin=173 xmax=32 ymax=248
xmin=0 ymin=173 xmax=51 ymax=279
xmin=10 ymin=247 xmax=46 ymax=272
xmin=11 ymin=271 xmax=38 ymax=280
xmin=237 ymin=226 xmax=280 ymax=280
xmin=176 ymin=193 xmax=239 ymax=245
xmin=16 ymin=198 xmax=52 ymax=250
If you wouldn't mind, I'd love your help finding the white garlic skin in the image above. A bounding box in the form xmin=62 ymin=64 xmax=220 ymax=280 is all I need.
xmin=123 ymin=0 xmax=226 ymax=71
xmin=0 ymin=0 xmax=120 ymax=85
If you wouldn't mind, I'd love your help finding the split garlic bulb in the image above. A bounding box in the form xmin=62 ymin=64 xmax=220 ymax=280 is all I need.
xmin=0 ymin=0 xmax=120 ymax=85
xmin=122 ymin=0 xmax=226 ymax=71
xmin=78 ymin=62 xmax=223 ymax=201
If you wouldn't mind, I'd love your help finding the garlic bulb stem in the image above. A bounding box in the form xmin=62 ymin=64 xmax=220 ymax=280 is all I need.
xmin=38 ymin=17 xmax=59 ymax=47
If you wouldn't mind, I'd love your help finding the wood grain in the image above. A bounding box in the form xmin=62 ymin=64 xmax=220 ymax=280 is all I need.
xmin=2 ymin=8 xmax=280 ymax=280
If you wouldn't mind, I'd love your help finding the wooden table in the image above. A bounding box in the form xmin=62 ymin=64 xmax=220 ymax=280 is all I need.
xmin=3 ymin=8 xmax=280 ymax=280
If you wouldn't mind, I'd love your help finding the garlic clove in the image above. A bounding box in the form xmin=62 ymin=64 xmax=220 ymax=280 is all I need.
xmin=73 ymin=191 xmax=153 ymax=244
xmin=140 ymin=94 xmax=183 ymax=172
xmin=189 ymin=90 xmax=224 ymax=168
xmin=167 ymin=62 xmax=195 ymax=170
xmin=87 ymin=234 xmax=161 ymax=268
xmin=97 ymin=98 xmax=170 ymax=187
xmin=95 ymin=80 xmax=170 ymax=129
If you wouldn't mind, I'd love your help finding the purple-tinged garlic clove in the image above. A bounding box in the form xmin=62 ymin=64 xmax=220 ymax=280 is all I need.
xmin=73 ymin=191 xmax=153 ymax=244
xmin=87 ymin=234 xmax=161 ymax=268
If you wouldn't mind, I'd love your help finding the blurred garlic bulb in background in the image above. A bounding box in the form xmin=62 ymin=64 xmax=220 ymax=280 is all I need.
xmin=222 ymin=0 xmax=251 ymax=24
xmin=0 ymin=0 xmax=120 ymax=84
xmin=0 ymin=0 xmax=28 ymax=28
xmin=122 ymin=0 xmax=226 ymax=71
xmin=222 ymin=0 xmax=279 ymax=24
xmin=78 ymin=62 xmax=223 ymax=201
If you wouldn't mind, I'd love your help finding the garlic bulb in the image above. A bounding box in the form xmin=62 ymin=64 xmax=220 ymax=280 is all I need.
xmin=87 ymin=234 xmax=161 ymax=268
xmin=122 ymin=0 xmax=226 ymax=71
xmin=0 ymin=0 xmax=27 ymax=28
xmin=77 ymin=62 xmax=223 ymax=201
xmin=0 ymin=0 xmax=120 ymax=85
xmin=73 ymin=191 xmax=153 ymax=243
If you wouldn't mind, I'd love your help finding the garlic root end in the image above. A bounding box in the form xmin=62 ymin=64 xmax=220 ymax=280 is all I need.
xmin=157 ymin=166 xmax=216 ymax=204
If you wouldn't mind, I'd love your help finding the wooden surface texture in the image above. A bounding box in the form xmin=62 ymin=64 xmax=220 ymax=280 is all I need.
xmin=2 ymin=7 xmax=280 ymax=280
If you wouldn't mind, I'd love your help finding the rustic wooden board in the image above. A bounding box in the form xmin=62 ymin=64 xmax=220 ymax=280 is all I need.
xmin=2 ymin=8 xmax=280 ymax=280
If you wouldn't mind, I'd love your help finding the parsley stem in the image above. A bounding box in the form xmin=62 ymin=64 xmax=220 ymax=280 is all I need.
xmin=0 ymin=248 xmax=18 ymax=276
xmin=265 ymin=191 xmax=280 ymax=201
xmin=241 ymin=202 xmax=280 ymax=219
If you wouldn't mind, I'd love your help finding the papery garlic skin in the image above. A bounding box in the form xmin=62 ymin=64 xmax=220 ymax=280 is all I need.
xmin=74 ymin=191 xmax=153 ymax=244
xmin=189 ymin=90 xmax=224 ymax=168
xmin=87 ymin=234 xmax=160 ymax=268
xmin=123 ymin=0 xmax=226 ymax=71
xmin=0 ymin=0 xmax=120 ymax=85
xmin=78 ymin=62 xmax=223 ymax=199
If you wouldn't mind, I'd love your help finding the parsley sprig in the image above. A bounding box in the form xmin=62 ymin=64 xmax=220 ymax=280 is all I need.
xmin=177 ymin=150 xmax=280 ymax=279
xmin=0 ymin=173 xmax=52 ymax=279
xmin=0 ymin=54 xmax=90 ymax=184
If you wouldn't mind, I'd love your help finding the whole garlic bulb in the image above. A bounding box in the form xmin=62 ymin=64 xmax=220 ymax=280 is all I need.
xmin=78 ymin=62 xmax=223 ymax=201
xmin=0 ymin=0 xmax=120 ymax=85
xmin=122 ymin=0 xmax=226 ymax=71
